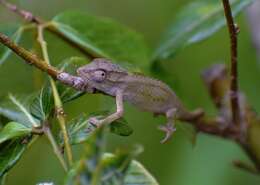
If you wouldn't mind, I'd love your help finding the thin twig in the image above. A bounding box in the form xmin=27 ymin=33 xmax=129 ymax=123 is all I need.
xmin=0 ymin=0 xmax=42 ymax=23
xmin=222 ymin=0 xmax=240 ymax=126
xmin=43 ymin=123 xmax=68 ymax=171
xmin=37 ymin=25 xmax=74 ymax=167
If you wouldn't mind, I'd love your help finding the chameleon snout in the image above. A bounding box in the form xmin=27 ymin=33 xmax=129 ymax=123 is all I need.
xmin=77 ymin=66 xmax=89 ymax=78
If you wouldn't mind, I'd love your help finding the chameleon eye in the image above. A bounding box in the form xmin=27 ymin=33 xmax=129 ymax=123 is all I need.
xmin=92 ymin=70 xmax=106 ymax=82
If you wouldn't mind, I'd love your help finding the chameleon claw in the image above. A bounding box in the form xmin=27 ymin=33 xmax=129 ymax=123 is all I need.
xmin=158 ymin=123 xmax=176 ymax=143
xmin=89 ymin=117 xmax=104 ymax=128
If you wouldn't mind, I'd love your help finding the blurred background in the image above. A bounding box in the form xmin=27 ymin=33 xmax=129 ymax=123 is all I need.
xmin=1 ymin=0 xmax=260 ymax=185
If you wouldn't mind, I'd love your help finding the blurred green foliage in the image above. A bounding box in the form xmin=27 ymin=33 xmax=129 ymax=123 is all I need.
xmin=0 ymin=0 xmax=260 ymax=185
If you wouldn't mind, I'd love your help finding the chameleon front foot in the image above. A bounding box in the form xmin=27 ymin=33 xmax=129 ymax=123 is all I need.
xmin=89 ymin=116 xmax=105 ymax=128
xmin=158 ymin=123 xmax=176 ymax=143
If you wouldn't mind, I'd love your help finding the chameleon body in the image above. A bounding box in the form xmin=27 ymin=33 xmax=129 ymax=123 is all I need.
xmin=77 ymin=58 xmax=203 ymax=143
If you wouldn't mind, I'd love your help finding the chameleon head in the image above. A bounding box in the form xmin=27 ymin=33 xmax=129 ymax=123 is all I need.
xmin=77 ymin=58 xmax=127 ymax=83
xmin=77 ymin=58 xmax=108 ymax=83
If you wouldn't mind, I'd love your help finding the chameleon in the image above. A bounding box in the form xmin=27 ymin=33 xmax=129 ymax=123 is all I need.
xmin=76 ymin=58 xmax=204 ymax=143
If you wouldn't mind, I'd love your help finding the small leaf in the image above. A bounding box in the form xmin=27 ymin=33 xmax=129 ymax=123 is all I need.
xmin=110 ymin=119 xmax=133 ymax=137
xmin=178 ymin=123 xmax=198 ymax=147
xmin=0 ymin=139 xmax=27 ymax=178
xmin=153 ymin=0 xmax=254 ymax=62
xmin=30 ymin=85 xmax=53 ymax=121
xmin=0 ymin=24 xmax=23 ymax=65
xmin=63 ymin=112 xmax=133 ymax=145
xmin=57 ymin=57 xmax=90 ymax=103
xmin=52 ymin=11 xmax=150 ymax=70
xmin=37 ymin=182 xmax=55 ymax=185
xmin=0 ymin=94 xmax=40 ymax=127
xmin=99 ymin=146 xmax=144 ymax=185
xmin=0 ymin=122 xmax=31 ymax=144
xmin=123 ymin=160 xmax=159 ymax=185
xmin=64 ymin=113 xmax=91 ymax=145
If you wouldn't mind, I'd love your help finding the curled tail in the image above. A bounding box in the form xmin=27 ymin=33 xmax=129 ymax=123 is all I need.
xmin=178 ymin=108 xmax=204 ymax=122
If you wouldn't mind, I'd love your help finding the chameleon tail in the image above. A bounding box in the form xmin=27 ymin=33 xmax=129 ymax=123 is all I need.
xmin=179 ymin=108 xmax=204 ymax=122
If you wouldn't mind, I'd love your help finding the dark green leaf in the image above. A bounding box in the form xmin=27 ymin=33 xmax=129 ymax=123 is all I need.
xmin=110 ymin=119 xmax=133 ymax=137
xmin=153 ymin=0 xmax=254 ymax=62
xmin=0 ymin=94 xmax=40 ymax=127
xmin=0 ymin=122 xmax=31 ymax=144
xmin=57 ymin=57 xmax=90 ymax=103
xmin=0 ymin=139 xmax=27 ymax=178
xmin=88 ymin=111 xmax=133 ymax=137
xmin=52 ymin=11 xmax=150 ymax=70
xmin=0 ymin=24 xmax=23 ymax=65
xmin=30 ymin=85 xmax=53 ymax=121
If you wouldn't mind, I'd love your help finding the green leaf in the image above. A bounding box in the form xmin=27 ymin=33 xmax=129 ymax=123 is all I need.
xmin=153 ymin=0 xmax=254 ymax=62
xmin=0 ymin=24 xmax=23 ymax=65
xmin=0 ymin=139 xmax=27 ymax=178
xmin=123 ymin=160 xmax=159 ymax=185
xmin=98 ymin=146 xmax=144 ymax=185
xmin=52 ymin=11 xmax=150 ymax=70
xmin=64 ymin=113 xmax=91 ymax=145
xmin=63 ymin=112 xmax=133 ymax=145
xmin=57 ymin=57 xmax=89 ymax=103
xmin=65 ymin=146 xmax=158 ymax=185
xmin=0 ymin=122 xmax=31 ymax=144
xmin=30 ymin=85 xmax=54 ymax=121
xmin=0 ymin=94 xmax=40 ymax=127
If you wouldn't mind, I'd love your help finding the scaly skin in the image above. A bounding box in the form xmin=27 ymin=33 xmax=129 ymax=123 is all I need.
xmin=77 ymin=58 xmax=203 ymax=143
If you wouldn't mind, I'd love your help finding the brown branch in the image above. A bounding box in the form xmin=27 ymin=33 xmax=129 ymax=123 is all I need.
xmin=0 ymin=32 xmax=59 ymax=78
xmin=222 ymin=0 xmax=240 ymax=126
xmin=0 ymin=0 xmax=96 ymax=59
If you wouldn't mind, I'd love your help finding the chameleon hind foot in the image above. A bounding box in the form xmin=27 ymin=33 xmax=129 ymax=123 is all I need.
xmin=158 ymin=123 xmax=176 ymax=143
